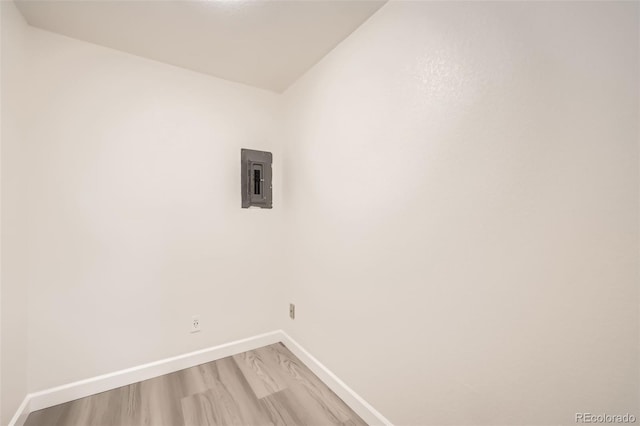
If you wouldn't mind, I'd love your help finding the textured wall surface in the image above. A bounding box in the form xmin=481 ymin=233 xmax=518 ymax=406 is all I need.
xmin=282 ymin=2 xmax=639 ymax=425
xmin=1 ymin=1 xmax=30 ymax=424
xmin=2 ymin=1 xmax=638 ymax=425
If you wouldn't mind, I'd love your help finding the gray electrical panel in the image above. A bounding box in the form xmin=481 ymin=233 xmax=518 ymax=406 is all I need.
xmin=241 ymin=149 xmax=272 ymax=209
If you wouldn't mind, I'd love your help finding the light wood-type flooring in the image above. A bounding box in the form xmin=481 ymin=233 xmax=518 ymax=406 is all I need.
xmin=25 ymin=343 xmax=367 ymax=426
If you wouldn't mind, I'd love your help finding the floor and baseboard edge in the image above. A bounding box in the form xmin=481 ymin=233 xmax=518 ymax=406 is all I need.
xmin=8 ymin=395 xmax=31 ymax=426
xmin=9 ymin=329 xmax=391 ymax=426
xmin=12 ymin=330 xmax=283 ymax=425
xmin=279 ymin=331 xmax=393 ymax=426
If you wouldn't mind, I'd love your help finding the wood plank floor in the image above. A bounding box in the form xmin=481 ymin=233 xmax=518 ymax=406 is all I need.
xmin=24 ymin=343 xmax=367 ymax=426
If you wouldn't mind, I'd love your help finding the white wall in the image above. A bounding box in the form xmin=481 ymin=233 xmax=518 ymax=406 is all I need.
xmin=1 ymin=1 xmax=30 ymax=424
xmin=19 ymin=26 xmax=284 ymax=393
xmin=282 ymin=1 xmax=639 ymax=425
xmin=2 ymin=1 xmax=639 ymax=425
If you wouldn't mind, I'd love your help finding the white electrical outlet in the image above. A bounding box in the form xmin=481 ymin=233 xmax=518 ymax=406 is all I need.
xmin=191 ymin=315 xmax=201 ymax=333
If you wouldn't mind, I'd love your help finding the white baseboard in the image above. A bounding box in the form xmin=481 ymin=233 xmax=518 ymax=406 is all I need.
xmin=8 ymin=396 xmax=30 ymax=426
xmin=279 ymin=331 xmax=393 ymax=426
xmin=10 ymin=329 xmax=391 ymax=426
xmin=18 ymin=330 xmax=282 ymax=422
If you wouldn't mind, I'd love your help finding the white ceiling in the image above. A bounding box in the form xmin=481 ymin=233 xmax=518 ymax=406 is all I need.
xmin=15 ymin=0 xmax=386 ymax=93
